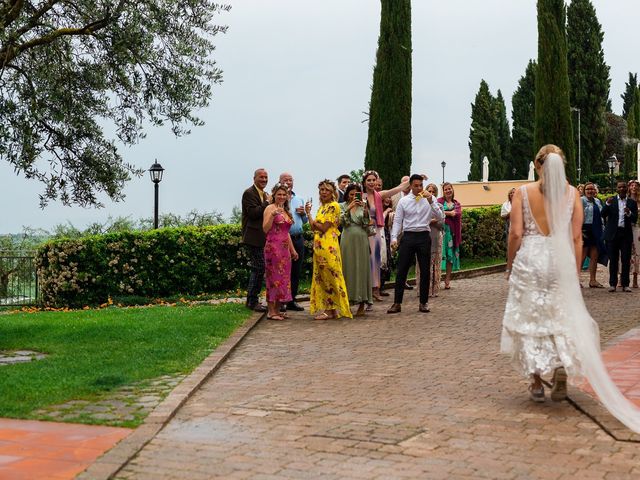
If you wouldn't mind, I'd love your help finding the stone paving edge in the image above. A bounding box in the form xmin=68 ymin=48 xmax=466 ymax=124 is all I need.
xmin=76 ymin=309 xmax=266 ymax=480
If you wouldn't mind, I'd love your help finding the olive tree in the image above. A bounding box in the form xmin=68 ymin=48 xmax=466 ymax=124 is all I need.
xmin=0 ymin=1 xmax=230 ymax=207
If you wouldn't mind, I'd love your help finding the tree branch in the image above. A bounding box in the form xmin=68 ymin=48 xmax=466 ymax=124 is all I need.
xmin=1 ymin=12 xmax=112 ymax=65
xmin=0 ymin=0 xmax=24 ymax=30
xmin=11 ymin=0 xmax=61 ymax=40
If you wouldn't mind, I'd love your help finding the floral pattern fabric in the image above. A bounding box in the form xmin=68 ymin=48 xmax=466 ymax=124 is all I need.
xmin=310 ymin=202 xmax=353 ymax=318
xmin=264 ymin=213 xmax=293 ymax=303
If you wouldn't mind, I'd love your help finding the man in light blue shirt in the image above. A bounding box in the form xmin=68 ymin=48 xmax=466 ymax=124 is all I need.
xmin=280 ymin=172 xmax=308 ymax=311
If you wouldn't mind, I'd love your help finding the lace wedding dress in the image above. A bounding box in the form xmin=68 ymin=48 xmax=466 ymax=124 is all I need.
xmin=501 ymin=185 xmax=583 ymax=377
xmin=501 ymin=152 xmax=640 ymax=433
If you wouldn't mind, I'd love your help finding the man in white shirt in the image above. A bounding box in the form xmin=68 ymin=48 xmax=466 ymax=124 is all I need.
xmin=388 ymin=174 xmax=444 ymax=314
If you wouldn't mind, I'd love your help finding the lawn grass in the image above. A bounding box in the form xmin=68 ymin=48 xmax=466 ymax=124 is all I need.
xmin=0 ymin=303 xmax=249 ymax=419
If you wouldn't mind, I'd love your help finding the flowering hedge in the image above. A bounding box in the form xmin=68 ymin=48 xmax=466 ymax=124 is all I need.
xmin=36 ymin=207 xmax=505 ymax=307
xmin=36 ymin=226 xmax=254 ymax=307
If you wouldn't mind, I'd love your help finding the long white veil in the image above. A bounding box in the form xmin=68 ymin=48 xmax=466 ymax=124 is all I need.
xmin=544 ymin=152 xmax=640 ymax=433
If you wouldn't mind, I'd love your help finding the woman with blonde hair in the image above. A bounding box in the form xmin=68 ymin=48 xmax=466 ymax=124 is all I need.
xmin=306 ymin=179 xmax=352 ymax=320
xmin=501 ymin=144 xmax=640 ymax=433
xmin=415 ymin=183 xmax=445 ymax=297
xmin=262 ymin=183 xmax=299 ymax=320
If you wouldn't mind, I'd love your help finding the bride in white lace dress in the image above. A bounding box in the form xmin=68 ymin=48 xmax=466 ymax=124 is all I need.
xmin=502 ymin=144 xmax=640 ymax=433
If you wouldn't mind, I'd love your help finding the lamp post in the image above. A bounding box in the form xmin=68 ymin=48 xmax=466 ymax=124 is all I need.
xmin=441 ymin=161 xmax=446 ymax=184
xmin=571 ymin=107 xmax=581 ymax=181
xmin=606 ymin=155 xmax=617 ymax=193
xmin=512 ymin=167 xmax=516 ymax=178
xmin=149 ymin=161 xmax=165 ymax=229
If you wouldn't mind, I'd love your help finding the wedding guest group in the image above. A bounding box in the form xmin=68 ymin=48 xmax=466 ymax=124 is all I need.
xmin=240 ymin=166 xmax=467 ymax=320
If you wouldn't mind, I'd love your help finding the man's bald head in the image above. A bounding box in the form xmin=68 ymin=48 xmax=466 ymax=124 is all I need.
xmin=279 ymin=172 xmax=294 ymax=190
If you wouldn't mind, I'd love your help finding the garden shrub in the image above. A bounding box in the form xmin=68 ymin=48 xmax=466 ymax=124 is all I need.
xmin=37 ymin=225 xmax=253 ymax=307
xmin=459 ymin=205 xmax=506 ymax=259
xmin=37 ymin=208 xmax=506 ymax=307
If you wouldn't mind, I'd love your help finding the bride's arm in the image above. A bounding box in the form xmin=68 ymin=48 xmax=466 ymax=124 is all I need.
xmin=506 ymin=188 xmax=523 ymax=276
xmin=571 ymin=188 xmax=584 ymax=275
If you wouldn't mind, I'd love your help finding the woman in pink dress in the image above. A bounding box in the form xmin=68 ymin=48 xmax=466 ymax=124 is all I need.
xmin=263 ymin=183 xmax=299 ymax=320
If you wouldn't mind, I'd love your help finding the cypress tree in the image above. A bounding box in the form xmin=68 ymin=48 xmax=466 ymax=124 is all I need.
xmin=468 ymin=80 xmax=500 ymax=181
xmin=567 ymin=0 xmax=610 ymax=181
xmin=624 ymin=89 xmax=640 ymax=178
xmin=364 ymin=0 xmax=412 ymax=186
xmin=534 ymin=0 xmax=576 ymax=183
xmin=511 ymin=60 xmax=537 ymax=178
xmin=621 ymin=73 xmax=638 ymax=120
xmin=495 ymin=90 xmax=511 ymax=179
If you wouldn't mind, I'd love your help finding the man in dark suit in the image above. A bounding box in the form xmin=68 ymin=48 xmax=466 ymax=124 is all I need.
xmin=241 ymin=168 xmax=270 ymax=311
xmin=336 ymin=174 xmax=351 ymax=203
xmin=601 ymin=180 xmax=638 ymax=292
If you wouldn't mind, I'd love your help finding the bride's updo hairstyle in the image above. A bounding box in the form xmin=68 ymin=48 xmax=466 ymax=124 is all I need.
xmin=534 ymin=144 xmax=566 ymax=167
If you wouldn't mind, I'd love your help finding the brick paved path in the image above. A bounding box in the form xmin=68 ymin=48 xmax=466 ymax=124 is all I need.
xmin=117 ymin=270 xmax=640 ymax=479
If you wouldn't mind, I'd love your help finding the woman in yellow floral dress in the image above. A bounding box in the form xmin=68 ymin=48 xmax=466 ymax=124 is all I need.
xmin=305 ymin=179 xmax=353 ymax=320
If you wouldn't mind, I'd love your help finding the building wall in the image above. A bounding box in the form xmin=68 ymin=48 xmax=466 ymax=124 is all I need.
xmin=446 ymin=181 xmax=534 ymax=209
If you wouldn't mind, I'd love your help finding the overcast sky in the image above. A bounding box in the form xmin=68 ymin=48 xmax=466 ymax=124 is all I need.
xmin=1 ymin=0 xmax=638 ymax=233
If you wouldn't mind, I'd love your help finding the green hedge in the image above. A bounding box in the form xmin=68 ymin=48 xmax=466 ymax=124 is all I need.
xmin=37 ymin=207 xmax=506 ymax=307
xmin=36 ymin=226 xmax=253 ymax=307
xmin=459 ymin=205 xmax=506 ymax=258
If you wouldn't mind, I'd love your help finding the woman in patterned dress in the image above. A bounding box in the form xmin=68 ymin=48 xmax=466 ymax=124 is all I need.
xmin=362 ymin=171 xmax=410 ymax=301
xmin=438 ymin=182 xmax=462 ymax=289
xmin=306 ymin=180 xmax=352 ymax=320
xmin=263 ymin=183 xmax=299 ymax=320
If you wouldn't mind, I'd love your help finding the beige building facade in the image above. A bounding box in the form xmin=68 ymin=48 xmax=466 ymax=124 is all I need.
xmin=446 ymin=180 xmax=534 ymax=209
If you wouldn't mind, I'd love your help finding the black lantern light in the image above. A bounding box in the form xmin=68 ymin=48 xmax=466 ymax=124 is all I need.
xmin=149 ymin=161 xmax=165 ymax=229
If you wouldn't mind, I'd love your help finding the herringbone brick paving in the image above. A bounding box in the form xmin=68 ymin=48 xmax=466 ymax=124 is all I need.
xmin=116 ymin=269 xmax=640 ymax=479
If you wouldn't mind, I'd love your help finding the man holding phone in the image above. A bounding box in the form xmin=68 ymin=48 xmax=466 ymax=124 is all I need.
xmin=387 ymin=174 xmax=444 ymax=314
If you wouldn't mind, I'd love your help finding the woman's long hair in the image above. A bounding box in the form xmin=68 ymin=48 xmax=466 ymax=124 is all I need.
xmin=441 ymin=182 xmax=455 ymax=202
xmin=270 ymin=183 xmax=292 ymax=220
xmin=317 ymin=179 xmax=338 ymax=203
xmin=541 ymin=145 xmax=640 ymax=433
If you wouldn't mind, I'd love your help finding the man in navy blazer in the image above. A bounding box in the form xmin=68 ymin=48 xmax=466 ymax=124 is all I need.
xmin=241 ymin=168 xmax=270 ymax=311
xmin=601 ymin=180 xmax=638 ymax=292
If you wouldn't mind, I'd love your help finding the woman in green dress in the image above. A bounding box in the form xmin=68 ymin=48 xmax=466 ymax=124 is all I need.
xmin=437 ymin=182 xmax=462 ymax=289
xmin=340 ymin=183 xmax=373 ymax=316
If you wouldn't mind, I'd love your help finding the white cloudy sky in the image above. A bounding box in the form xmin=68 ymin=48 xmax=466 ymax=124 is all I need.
xmin=1 ymin=0 xmax=638 ymax=233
